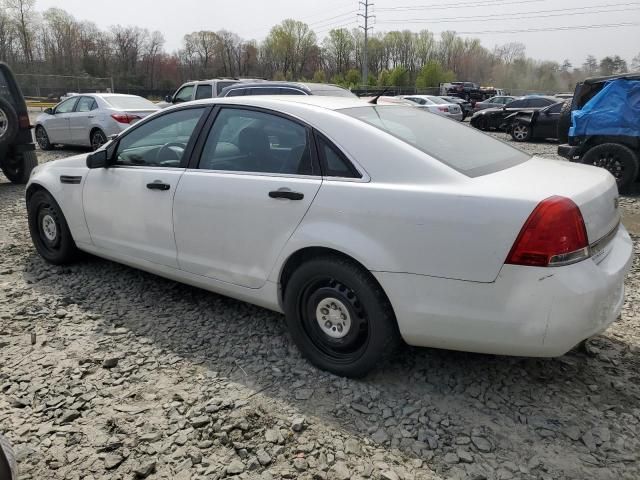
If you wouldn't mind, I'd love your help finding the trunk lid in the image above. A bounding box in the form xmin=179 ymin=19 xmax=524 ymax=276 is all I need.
xmin=477 ymin=157 xmax=620 ymax=245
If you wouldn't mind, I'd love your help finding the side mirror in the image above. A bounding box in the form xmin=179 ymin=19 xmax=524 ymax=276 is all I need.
xmin=86 ymin=150 xmax=108 ymax=169
xmin=164 ymin=95 xmax=173 ymax=103
xmin=44 ymin=107 xmax=54 ymax=115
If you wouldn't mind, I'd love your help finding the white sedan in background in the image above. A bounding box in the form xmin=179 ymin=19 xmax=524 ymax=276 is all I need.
xmin=35 ymin=94 xmax=159 ymax=151
xmin=401 ymin=94 xmax=464 ymax=121
xmin=26 ymin=96 xmax=632 ymax=377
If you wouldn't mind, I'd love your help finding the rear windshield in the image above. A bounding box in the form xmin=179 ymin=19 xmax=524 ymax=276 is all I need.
xmin=103 ymin=96 xmax=157 ymax=110
xmin=305 ymin=84 xmax=357 ymax=98
xmin=340 ymin=106 xmax=530 ymax=177
xmin=425 ymin=96 xmax=447 ymax=104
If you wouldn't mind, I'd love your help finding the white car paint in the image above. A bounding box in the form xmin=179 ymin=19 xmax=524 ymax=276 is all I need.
xmin=35 ymin=94 xmax=159 ymax=148
xmin=401 ymin=95 xmax=464 ymax=121
xmin=27 ymin=96 xmax=633 ymax=359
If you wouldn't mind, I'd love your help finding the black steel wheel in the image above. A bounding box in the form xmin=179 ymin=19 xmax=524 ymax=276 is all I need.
xmin=284 ymin=256 xmax=399 ymax=377
xmin=27 ymin=189 xmax=78 ymax=264
xmin=91 ymin=129 xmax=107 ymax=151
xmin=582 ymin=143 xmax=639 ymax=193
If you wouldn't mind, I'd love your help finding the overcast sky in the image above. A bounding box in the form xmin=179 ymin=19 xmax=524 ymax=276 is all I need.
xmin=36 ymin=0 xmax=640 ymax=65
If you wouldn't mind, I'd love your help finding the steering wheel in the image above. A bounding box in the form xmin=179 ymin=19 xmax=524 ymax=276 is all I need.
xmin=155 ymin=142 xmax=186 ymax=165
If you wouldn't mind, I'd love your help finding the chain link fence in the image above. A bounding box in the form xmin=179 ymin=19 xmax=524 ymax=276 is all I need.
xmin=14 ymin=74 xmax=114 ymax=101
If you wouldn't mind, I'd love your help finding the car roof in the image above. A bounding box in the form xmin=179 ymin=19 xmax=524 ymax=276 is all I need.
xmin=187 ymin=95 xmax=369 ymax=112
xmin=222 ymin=81 xmax=348 ymax=92
xmin=583 ymin=73 xmax=640 ymax=85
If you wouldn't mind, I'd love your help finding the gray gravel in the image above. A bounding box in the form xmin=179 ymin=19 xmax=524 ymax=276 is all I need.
xmin=1 ymin=131 xmax=640 ymax=480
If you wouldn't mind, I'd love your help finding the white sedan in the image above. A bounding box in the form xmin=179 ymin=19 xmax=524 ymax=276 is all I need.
xmin=401 ymin=94 xmax=464 ymax=121
xmin=35 ymin=94 xmax=159 ymax=151
xmin=26 ymin=96 xmax=633 ymax=377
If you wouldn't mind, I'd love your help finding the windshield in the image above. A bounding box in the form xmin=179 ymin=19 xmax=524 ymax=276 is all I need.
xmin=340 ymin=106 xmax=530 ymax=177
xmin=103 ymin=95 xmax=157 ymax=110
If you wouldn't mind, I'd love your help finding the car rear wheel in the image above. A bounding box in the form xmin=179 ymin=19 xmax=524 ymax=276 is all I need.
xmin=91 ymin=129 xmax=107 ymax=151
xmin=284 ymin=256 xmax=399 ymax=378
xmin=27 ymin=190 xmax=78 ymax=264
xmin=0 ymin=97 xmax=18 ymax=149
xmin=511 ymin=123 xmax=531 ymax=142
xmin=1 ymin=150 xmax=38 ymax=184
xmin=35 ymin=125 xmax=53 ymax=150
xmin=582 ymin=143 xmax=639 ymax=193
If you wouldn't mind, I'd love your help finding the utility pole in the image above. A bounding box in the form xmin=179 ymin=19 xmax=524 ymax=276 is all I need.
xmin=358 ymin=0 xmax=374 ymax=89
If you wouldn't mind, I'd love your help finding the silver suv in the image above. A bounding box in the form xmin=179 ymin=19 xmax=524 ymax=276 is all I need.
xmin=160 ymin=78 xmax=262 ymax=108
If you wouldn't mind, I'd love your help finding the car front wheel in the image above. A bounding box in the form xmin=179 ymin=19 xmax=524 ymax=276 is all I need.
xmin=284 ymin=256 xmax=399 ymax=378
xmin=91 ymin=129 xmax=107 ymax=151
xmin=27 ymin=190 xmax=78 ymax=264
xmin=35 ymin=125 xmax=53 ymax=150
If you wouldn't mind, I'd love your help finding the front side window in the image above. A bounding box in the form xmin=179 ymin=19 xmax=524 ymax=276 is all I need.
xmin=547 ymin=102 xmax=562 ymax=114
xmin=115 ymin=108 xmax=205 ymax=167
xmin=174 ymin=85 xmax=194 ymax=103
xmin=55 ymin=98 xmax=78 ymax=114
xmin=195 ymin=84 xmax=213 ymax=100
xmin=529 ymin=98 xmax=553 ymax=108
xmin=341 ymin=105 xmax=530 ymax=177
xmin=76 ymin=97 xmax=97 ymax=112
xmin=199 ymin=108 xmax=314 ymax=175
xmin=507 ymin=99 xmax=526 ymax=108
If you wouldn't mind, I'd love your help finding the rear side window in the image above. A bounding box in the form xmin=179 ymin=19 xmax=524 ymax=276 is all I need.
xmin=195 ymin=84 xmax=213 ymax=100
xmin=76 ymin=97 xmax=97 ymax=112
xmin=316 ymin=135 xmax=361 ymax=179
xmin=225 ymin=88 xmax=246 ymax=97
xmin=507 ymin=99 xmax=526 ymax=108
xmin=216 ymin=81 xmax=237 ymax=95
xmin=341 ymin=106 xmax=530 ymax=177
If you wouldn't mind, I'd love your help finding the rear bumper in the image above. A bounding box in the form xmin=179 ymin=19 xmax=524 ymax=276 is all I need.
xmin=375 ymin=225 xmax=633 ymax=357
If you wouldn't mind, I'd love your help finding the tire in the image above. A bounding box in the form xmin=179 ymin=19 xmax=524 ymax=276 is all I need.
xmin=283 ymin=256 xmax=399 ymax=378
xmin=0 ymin=433 xmax=17 ymax=480
xmin=90 ymin=129 xmax=107 ymax=151
xmin=1 ymin=149 xmax=38 ymax=184
xmin=0 ymin=97 xmax=18 ymax=149
xmin=557 ymin=99 xmax=573 ymax=143
xmin=510 ymin=122 xmax=531 ymax=142
xmin=35 ymin=125 xmax=53 ymax=150
xmin=27 ymin=189 xmax=78 ymax=264
xmin=474 ymin=116 xmax=489 ymax=131
xmin=582 ymin=143 xmax=639 ymax=193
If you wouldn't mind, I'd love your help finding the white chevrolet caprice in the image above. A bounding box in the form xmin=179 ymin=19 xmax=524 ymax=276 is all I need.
xmin=26 ymin=96 xmax=633 ymax=377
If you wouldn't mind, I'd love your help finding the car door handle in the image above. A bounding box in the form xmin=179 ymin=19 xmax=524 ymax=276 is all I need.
xmin=269 ymin=190 xmax=304 ymax=201
xmin=147 ymin=181 xmax=170 ymax=191
xmin=87 ymin=115 xmax=95 ymax=119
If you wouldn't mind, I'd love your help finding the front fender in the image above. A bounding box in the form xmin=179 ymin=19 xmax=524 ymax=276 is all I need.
xmin=27 ymin=155 xmax=92 ymax=245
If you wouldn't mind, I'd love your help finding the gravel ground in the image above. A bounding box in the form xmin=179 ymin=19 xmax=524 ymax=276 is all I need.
xmin=1 ymin=124 xmax=640 ymax=480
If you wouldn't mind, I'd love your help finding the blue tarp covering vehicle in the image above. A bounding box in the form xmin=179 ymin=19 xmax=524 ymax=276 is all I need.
xmin=570 ymin=79 xmax=640 ymax=138
xmin=558 ymin=74 xmax=640 ymax=192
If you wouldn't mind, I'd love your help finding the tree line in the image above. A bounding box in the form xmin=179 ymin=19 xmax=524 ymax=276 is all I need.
xmin=1 ymin=0 xmax=639 ymax=96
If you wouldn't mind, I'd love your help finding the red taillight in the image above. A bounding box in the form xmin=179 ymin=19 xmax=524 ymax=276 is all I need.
xmin=438 ymin=106 xmax=448 ymax=112
xmin=506 ymin=196 xmax=589 ymax=267
xmin=19 ymin=113 xmax=30 ymax=129
xmin=111 ymin=113 xmax=140 ymax=124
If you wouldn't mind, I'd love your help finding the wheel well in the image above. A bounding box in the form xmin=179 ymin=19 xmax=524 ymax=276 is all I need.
xmin=89 ymin=127 xmax=104 ymax=138
xmin=26 ymin=183 xmax=47 ymax=202
xmin=278 ymin=247 xmax=397 ymax=320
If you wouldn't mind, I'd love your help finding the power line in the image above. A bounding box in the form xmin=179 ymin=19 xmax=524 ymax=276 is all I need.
xmin=309 ymin=11 xmax=355 ymax=27
xmin=377 ymin=5 xmax=640 ymax=24
xmin=377 ymin=0 xmax=545 ymax=12
xmin=450 ymin=21 xmax=639 ymax=35
xmin=314 ymin=21 xmax=359 ymax=35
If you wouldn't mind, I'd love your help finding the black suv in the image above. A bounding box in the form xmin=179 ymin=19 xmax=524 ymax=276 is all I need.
xmin=0 ymin=62 xmax=37 ymax=184
xmin=219 ymin=82 xmax=357 ymax=98
xmin=557 ymin=73 xmax=640 ymax=192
